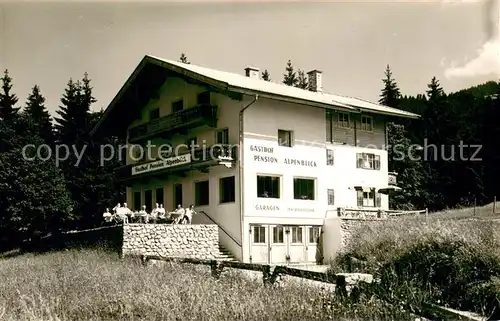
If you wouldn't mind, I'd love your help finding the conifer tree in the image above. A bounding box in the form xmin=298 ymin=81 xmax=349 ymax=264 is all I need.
xmin=179 ymin=53 xmax=190 ymax=64
xmin=282 ymin=60 xmax=298 ymax=87
xmin=0 ymin=70 xmax=20 ymax=121
xmin=24 ymin=85 xmax=55 ymax=147
xmin=261 ymin=69 xmax=271 ymax=81
xmin=296 ymin=70 xmax=308 ymax=89
xmin=379 ymin=65 xmax=401 ymax=108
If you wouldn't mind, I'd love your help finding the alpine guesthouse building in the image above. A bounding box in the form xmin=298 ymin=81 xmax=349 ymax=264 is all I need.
xmin=91 ymin=55 xmax=419 ymax=264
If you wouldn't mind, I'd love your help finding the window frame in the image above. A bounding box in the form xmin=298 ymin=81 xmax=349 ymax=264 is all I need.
xmin=360 ymin=115 xmax=373 ymax=132
xmin=278 ymin=129 xmax=293 ymax=147
xmin=197 ymin=91 xmax=211 ymax=105
xmin=171 ymin=99 xmax=184 ymax=113
xmin=219 ymin=176 xmax=236 ymax=204
xmin=337 ymin=112 xmax=350 ymax=128
xmin=194 ymin=180 xmax=210 ymax=206
xmin=356 ymin=153 xmax=381 ymax=170
xmin=327 ymin=189 xmax=335 ymax=205
xmin=293 ymin=177 xmax=316 ymax=200
xmin=215 ymin=128 xmax=229 ymax=145
xmin=253 ymin=225 xmax=266 ymax=244
xmin=256 ymin=175 xmax=281 ymax=199
xmin=326 ymin=149 xmax=334 ymax=166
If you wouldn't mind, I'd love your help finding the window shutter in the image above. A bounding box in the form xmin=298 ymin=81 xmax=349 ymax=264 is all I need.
xmin=374 ymin=155 xmax=381 ymax=170
xmin=375 ymin=192 xmax=382 ymax=207
xmin=357 ymin=190 xmax=363 ymax=207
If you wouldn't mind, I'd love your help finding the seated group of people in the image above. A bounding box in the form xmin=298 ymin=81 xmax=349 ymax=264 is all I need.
xmin=102 ymin=203 xmax=198 ymax=225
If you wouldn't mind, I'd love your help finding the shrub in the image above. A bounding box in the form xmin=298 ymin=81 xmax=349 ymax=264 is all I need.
xmin=331 ymin=216 xmax=500 ymax=316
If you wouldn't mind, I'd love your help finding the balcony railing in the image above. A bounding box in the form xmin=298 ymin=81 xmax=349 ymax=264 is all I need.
xmin=128 ymin=104 xmax=218 ymax=143
xmin=115 ymin=144 xmax=237 ymax=180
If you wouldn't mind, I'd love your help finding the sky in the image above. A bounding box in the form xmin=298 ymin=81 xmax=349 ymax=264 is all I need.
xmin=0 ymin=0 xmax=498 ymax=116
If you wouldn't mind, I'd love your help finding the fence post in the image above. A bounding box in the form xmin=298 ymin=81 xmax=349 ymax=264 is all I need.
xmin=474 ymin=198 xmax=477 ymax=216
xmin=425 ymin=208 xmax=428 ymax=221
xmin=494 ymin=196 xmax=497 ymax=215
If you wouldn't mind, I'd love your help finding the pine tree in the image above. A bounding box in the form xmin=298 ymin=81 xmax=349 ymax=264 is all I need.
xmin=179 ymin=53 xmax=190 ymax=64
xmin=54 ymin=79 xmax=86 ymax=146
xmin=426 ymin=76 xmax=445 ymax=101
xmin=24 ymin=85 xmax=55 ymax=147
xmin=296 ymin=70 xmax=308 ymax=89
xmin=0 ymin=70 xmax=20 ymax=121
xmin=262 ymin=69 xmax=271 ymax=81
xmin=282 ymin=60 xmax=298 ymax=87
xmin=379 ymin=65 xmax=401 ymax=108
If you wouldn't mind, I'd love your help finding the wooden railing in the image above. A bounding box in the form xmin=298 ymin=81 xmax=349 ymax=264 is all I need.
xmin=133 ymin=255 xmax=485 ymax=321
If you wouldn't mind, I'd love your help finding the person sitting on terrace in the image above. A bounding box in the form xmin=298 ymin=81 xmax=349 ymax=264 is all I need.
xmin=103 ymin=208 xmax=112 ymax=223
xmin=157 ymin=204 xmax=167 ymax=222
xmin=182 ymin=204 xmax=197 ymax=224
xmin=149 ymin=203 xmax=160 ymax=223
xmin=138 ymin=205 xmax=148 ymax=223
xmin=171 ymin=204 xmax=185 ymax=224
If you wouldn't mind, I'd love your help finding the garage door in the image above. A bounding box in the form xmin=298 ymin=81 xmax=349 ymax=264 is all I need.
xmin=249 ymin=224 xmax=322 ymax=264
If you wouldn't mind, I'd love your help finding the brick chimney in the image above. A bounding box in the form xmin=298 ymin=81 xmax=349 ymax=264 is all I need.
xmin=245 ymin=66 xmax=260 ymax=79
xmin=307 ymin=70 xmax=323 ymax=92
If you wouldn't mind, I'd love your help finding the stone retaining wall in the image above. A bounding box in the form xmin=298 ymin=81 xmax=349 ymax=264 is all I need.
xmin=340 ymin=218 xmax=386 ymax=251
xmin=122 ymin=224 xmax=220 ymax=259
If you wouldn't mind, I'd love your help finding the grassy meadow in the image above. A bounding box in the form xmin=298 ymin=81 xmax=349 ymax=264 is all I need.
xmin=331 ymin=208 xmax=500 ymax=317
xmin=0 ymin=249 xmax=415 ymax=321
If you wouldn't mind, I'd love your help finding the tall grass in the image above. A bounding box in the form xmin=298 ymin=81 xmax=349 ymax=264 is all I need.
xmin=331 ymin=215 xmax=500 ymax=316
xmin=0 ymin=249 xmax=413 ymax=320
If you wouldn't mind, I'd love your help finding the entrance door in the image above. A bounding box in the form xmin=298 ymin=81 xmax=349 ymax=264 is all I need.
xmin=173 ymin=183 xmax=183 ymax=208
xmin=250 ymin=225 xmax=269 ymax=264
xmin=269 ymin=225 xmax=287 ymax=264
xmin=306 ymin=226 xmax=321 ymax=263
xmin=288 ymin=226 xmax=306 ymax=263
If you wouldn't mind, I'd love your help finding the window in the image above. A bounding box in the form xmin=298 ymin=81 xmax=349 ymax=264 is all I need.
xmin=197 ymin=91 xmax=211 ymax=105
xmin=133 ymin=191 xmax=141 ymax=211
xmin=308 ymin=227 xmax=320 ymax=244
xmin=356 ymin=188 xmax=382 ymax=207
xmin=327 ymin=189 xmax=335 ymax=205
xmin=172 ymin=99 xmax=183 ymax=113
xmin=338 ymin=112 xmax=350 ymax=128
xmin=361 ymin=115 xmax=373 ymax=131
xmin=356 ymin=153 xmax=381 ymax=170
xmin=150 ymin=108 xmax=160 ymax=120
xmin=144 ymin=190 xmax=153 ymax=212
xmin=293 ymin=178 xmax=315 ymax=200
xmin=253 ymin=226 xmax=266 ymax=243
xmin=278 ymin=129 xmax=293 ymax=147
xmin=195 ymin=180 xmax=209 ymax=206
xmin=156 ymin=188 xmax=164 ymax=207
xmin=326 ymin=149 xmax=334 ymax=166
xmin=173 ymin=183 xmax=182 ymax=208
xmin=272 ymin=226 xmax=284 ymax=243
xmin=257 ymin=176 xmax=280 ymax=199
xmin=291 ymin=226 xmax=303 ymax=244
xmin=186 ymin=137 xmax=197 ymax=149
xmin=216 ymin=128 xmax=229 ymax=145
xmin=219 ymin=176 xmax=235 ymax=203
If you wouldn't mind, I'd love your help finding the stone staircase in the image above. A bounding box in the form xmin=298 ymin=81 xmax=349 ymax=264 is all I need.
xmin=215 ymin=245 xmax=238 ymax=262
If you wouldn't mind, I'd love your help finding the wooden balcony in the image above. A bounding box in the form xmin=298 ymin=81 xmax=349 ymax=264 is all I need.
xmin=115 ymin=144 xmax=237 ymax=182
xmin=128 ymin=104 xmax=218 ymax=143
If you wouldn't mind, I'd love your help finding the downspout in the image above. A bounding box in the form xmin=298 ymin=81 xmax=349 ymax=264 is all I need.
xmin=239 ymin=94 xmax=259 ymax=262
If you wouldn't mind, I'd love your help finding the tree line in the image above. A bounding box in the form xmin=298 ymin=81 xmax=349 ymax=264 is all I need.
xmin=0 ymin=52 xmax=498 ymax=250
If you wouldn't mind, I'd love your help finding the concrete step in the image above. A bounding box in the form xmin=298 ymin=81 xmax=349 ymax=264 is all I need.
xmin=216 ymin=245 xmax=238 ymax=262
